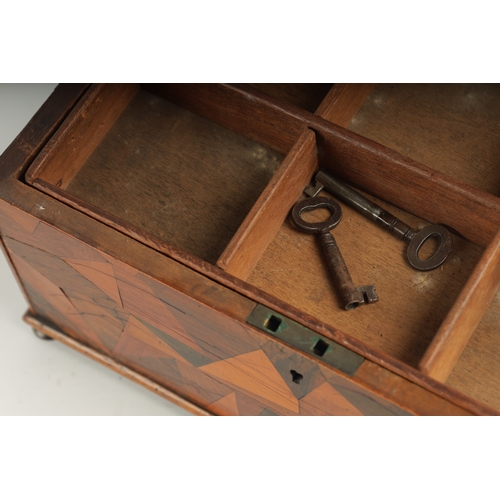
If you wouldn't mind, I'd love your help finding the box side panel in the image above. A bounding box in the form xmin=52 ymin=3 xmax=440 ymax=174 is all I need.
xmin=0 ymin=200 xmax=472 ymax=416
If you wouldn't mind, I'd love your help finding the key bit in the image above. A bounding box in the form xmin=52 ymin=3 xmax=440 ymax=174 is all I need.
xmin=291 ymin=196 xmax=379 ymax=311
xmin=357 ymin=285 xmax=379 ymax=305
xmin=305 ymin=170 xmax=453 ymax=272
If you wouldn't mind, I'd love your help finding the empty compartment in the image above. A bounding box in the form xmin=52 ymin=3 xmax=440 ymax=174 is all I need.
xmin=346 ymin=84 xmax=500 ymax=196
xmin=25 ymin=84 xmax=287 ymax=264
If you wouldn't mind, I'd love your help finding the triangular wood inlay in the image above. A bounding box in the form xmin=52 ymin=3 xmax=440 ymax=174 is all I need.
xmin=137 ymin=318 xmax=214 ymax=367
xmin=113 ymin=315 xmax=189 ymax=365
xmin=113 ymin=265 xmax=207 ymax=357
xmin=207 ymin=392 xmax=239 ymax=416
xmin=317 ymin=365 xmax=410 ymax=416
xmin=0 ymin=203 xmax=39 ymax=233
xmin=8 ymin=250 xmax=109 ymax=353
xmin=31 ymin=223 xmax=107 ymax=262
xmin=139 ymin=273 xmax=261 ymax=360
xmin=175 ymin=361 xmax=234 ymax=406
xmin=259 ymin=408 xmax=279 ymax=416
xmin=201 ymin=349 xmax=299 ymax=413
xmin=260 ymin=339 xmax=326 ymax=399
xmin=64 ymin=294 xmax=127 ymax=353
xmin=300 ymin=381 xmax=363 ymax=416
xmin=234 ymin=392 xmax=267 ymax=416
xmin=63 ymin=258 xmax=122 ymax=306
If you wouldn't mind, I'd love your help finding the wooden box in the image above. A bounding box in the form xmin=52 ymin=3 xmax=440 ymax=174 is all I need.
xmin=1 ymin=83 xmax=499 ymax=415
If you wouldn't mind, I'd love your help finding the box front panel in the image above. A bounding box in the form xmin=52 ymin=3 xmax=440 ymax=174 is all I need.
xmin=0 ymin=200 xmax=419 ymax=416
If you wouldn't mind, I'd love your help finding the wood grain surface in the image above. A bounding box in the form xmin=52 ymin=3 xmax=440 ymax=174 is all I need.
xmin=248 ymin=84 xmax=333 ymax=113
xmin=0 ymin=199 xmax=446 ymax=415
xmin=315 ymin=84 xmax=376 ymax=126
xmin=348 ymin=84 xmax=500 ymax=195
xmin=64 ymin=88 xmax=283 ymax=264
xmin=353 ymin=360 xmax=472 ymax=416
xmin=26 ymin=84 xmax=139 ymax=188
xmin=341 ymin=84 xmax=500 ymax=407
xmin=149 ymin=83 xmax=500 ymax=247
xmin=217 ymin=84 xmax=378 ymax=280
xmin=0 ymin=83 xmax=89 ymax=183
xmin=5 ymin=174 xmax=488 ymax=415
xmin=3 ymin=83 xmax=499 ymax=415
xmin=24 ymin=312 xmax=212 ymax=416
xmin=446 ymin=288 xmax=500 ymax=411
xmin=26 ymin=83 xmax=500 ymax=252
xmin=419 ymin=227 xmax=500 ymax=381
xmin=247 ymin=190 xmax=483 ymax=368
xmin=217 ymin=129 xmax=318 ymax=279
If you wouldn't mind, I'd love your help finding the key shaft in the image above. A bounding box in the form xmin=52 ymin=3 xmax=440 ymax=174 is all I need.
xmin=291 ymin=197 xmax=378 ymax=310
xmin=305 ymin=170 xmax=453 ymax=271
xmin=306 ymin=170 xmax=414 ymax=240
xmin=318 ymin=231 xmax=367 ymax=310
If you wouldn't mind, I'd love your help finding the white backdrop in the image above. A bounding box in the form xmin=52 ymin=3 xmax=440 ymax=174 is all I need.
xmin=0 ymin=84 xmax=189 ymax=415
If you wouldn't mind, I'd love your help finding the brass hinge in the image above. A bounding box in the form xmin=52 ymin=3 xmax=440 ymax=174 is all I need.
xmin=246 ymin=304 xmax=364 ymax=376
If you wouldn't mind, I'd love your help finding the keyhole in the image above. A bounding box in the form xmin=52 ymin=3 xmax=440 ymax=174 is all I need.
xmin=290 ymin=370 xmax=303 ymax=384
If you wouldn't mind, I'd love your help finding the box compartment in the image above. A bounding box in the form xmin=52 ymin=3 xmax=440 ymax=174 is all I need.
xmin=347 ymin=83 xmax=500 ymax=196
xmin=26 ymin=84 xmax=293 ymax=264
xmin=206 ymin=83 xmax=500 ymax=411
xmin=25 ymin=83 xmax=500 ymax=414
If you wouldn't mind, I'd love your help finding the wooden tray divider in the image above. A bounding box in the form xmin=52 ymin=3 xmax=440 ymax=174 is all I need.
xmin=216 ymin=129 xmax=318 ymax=279
xmin=217 ymin=83 xmax=378 ymax=280
xmin=315 ymin=84 xmax=376 ymax=126
xmin=419 ymin=226 xmax=500 ymax=382
xmin=25 ymin=84 xmax=139 ymax=189
xmin=314 ymin=125 xmax=500 ymax=249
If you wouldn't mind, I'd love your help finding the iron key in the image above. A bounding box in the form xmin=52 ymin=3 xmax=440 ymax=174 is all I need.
xmin=291 ymin=196 xmax=379 ymax=311
xmin=305 ymin=170 xmax=453 ymax=272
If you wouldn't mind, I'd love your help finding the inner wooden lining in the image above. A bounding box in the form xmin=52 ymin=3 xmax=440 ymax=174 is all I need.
xmin=147 ymin=84 xmax=500 ymax=248
xmin=247 ymin=84 xmax=333 ymax=112
xmin=65 ymin=88 xmax=284 ymax=264
xmin=445 ymin=288 xmax=500 ymax=411
xmin=419 ymin=227 xmax=500 ymax=383
xmin=217 ymin=129 xmax=318 ymax=279
xmin=348 ymin=83 xmax=500 ymax=196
